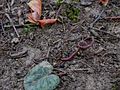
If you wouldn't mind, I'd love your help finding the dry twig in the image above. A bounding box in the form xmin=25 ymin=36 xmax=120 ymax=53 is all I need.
xmin=0 ymin=21 xmax=6 ymax=34
xmin=87 ymin=8 xmax=105 ymax=36
xmin=5 ymin=13 xmax=20 ymax=37
xmin=46 ymin=47 xmax=51 ymax=58
xmin=90 ymin=8 xmax=105 ymax=27
xmin=91 ymin=27 xmax=120 ymax=38
xmin=11 ymin=0 xmax=15 ymax=6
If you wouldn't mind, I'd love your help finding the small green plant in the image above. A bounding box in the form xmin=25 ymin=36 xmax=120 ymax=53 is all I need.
xmin=56 ymin=0 xmax=63 ymax=5
xmin=22 ymin=24 xmax=37 ymax=34
xmin=67 ymin=8 xmax=80 ymax=22
xmin=66 ymin=7 xmax=80 ymax=22
xmin=112 ymin=84 xmax=118 ymax=90
xmin=64 ymin=5 xmax=80 ymax=22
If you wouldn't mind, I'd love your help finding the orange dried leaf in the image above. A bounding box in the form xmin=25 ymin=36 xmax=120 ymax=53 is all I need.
xmin=38 ymin=19 xmax=57 ymax=28
xmin=27 ymin=0 xmax=42 ymax=23
xmin=27 ymin=0 xmax=57 ymax=28
xmin=99 ymin=0 xmax=109 ymax=6
xmin=27 ymin=12 xmax=39 ymax=23
xmin=28 ymin=0 xmax=42 ymax=16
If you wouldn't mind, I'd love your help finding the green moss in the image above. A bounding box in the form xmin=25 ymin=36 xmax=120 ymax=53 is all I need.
xmin=65 ymin=5 xmax=80 ymax=22
xmin=22 ymin=24 xmax=37 ymax=34
xmin=56 ymin=0 xmax=63 ymax=5
xmin=112 ymin=84 xmax=119 ymax=90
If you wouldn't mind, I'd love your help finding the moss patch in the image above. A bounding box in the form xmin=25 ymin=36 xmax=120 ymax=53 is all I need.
xmin=64 ymin=4 xmax=80 ymax=22
xmin=22 ymin=24 xmax=37 ymax=35
xmin=112 ymin=84 xmax=119 ymax=90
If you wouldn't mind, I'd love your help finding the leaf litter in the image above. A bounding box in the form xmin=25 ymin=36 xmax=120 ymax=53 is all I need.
xmin=27 ymin=0 xmax=57 ymax=28
xmin=0 ymin=0 xmax=120 ymax=90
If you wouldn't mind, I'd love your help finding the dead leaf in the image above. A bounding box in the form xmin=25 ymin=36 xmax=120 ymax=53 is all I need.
xmin=99 ymin=0 xmax=109 ymax=6
xmin=27 ymin=0 xmax=57 ymax=28
xmin=28 ymin=0 xmax=42 ymax=16
xmin=38 ymin=19 xmax=57 ymax=28
xmin=27 ymin=0 xmax=42 ymax=23
xmin=27 ymin=12 xmax=39 ymax=23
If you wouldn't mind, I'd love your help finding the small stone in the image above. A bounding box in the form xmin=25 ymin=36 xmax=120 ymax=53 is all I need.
xmin=80 ymin=0 xmax=92 ymax=6
xmin=49 ymin=11 xmax=55 ymax=17
xmin=16 ymin=70 xmax=21 ymax=76
xmin=10 ymin=33 xmax=15 ymax=37
xmin=10 ymin=47 xmax=28 ymax=58
xmin=20 ymin=0 xmax=27 ymax=3
xmin=85 ymin=7 xmax=91 ymax=12
xmin=11 ymin=38 xmax=19 ymax=44
xmin=76 ymin=87 xmax=82 ymax=90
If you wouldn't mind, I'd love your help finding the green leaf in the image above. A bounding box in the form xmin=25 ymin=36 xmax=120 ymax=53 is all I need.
xmin=24 ymin=61 xmax=60 ymax=90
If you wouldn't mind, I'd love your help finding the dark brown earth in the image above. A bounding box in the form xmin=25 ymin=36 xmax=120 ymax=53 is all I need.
xmin=0 ymin=0 xmax=120 ymax=90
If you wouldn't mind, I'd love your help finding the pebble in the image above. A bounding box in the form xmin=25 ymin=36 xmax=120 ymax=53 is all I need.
xmin=11 ymin=38 xmax=19 ymax=44
xmin=80 ymin=0 xmax=92 ymax=6
xmin=10 ymin=47 xmax=28 ymax=58
xmin=20 ymin=0 xmax=27 ymax=3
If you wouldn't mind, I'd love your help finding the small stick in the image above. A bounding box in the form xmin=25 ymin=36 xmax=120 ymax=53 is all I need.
xmin=4 ymin=24 xmax=22 ymax=28
xmin=67 ymin=68 xmax=89 ymax=71
xmin=11 ymin=0 xmax=15 ymax=6
xmin=90 ymin=9 xmax=105 ymax=27
xmin=0 ymin=21 xmax=6 ymax=34
xmin=6 ymin=2 xmax=11 ymax=11
xmin=81 ymin=26 xmax=99 ymax=37
xmin=5 ymin=13 xmax=20 ymax=37
xmin=0 ymin=11 xmax=5 ymax=14
xmin=4 ymin=23 xmax=37 ymax=28
xmin=0 ymin=4 xmax=3 ymax=8
xmin=104 ymin=16 xmax=120 ymax=20
xmin=54 ymin=68 xmax=66 ymax=73
xmin=55 ymin=0 xmax=65 ymax=18
xmin=46 ymin=47 xmax=51 ymax=58
xmin=55 ymin=5 xmax=63 ymax=18
xmin=78 ymin=60 xmax=92 ymax=68
xmin=52 ymin=39 xmax=61 ymax=45
xmin=91 ymin=27 xmax=120 ymax=38
xmin=48 ymin=0 xmax=54 ymax=11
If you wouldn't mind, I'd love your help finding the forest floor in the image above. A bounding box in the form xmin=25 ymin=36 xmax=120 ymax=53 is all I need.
xmin=0 ymin=0 xmax=120 ymax=90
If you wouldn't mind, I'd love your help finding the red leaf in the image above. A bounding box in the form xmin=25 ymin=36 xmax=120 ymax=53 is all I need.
xmin=27 ymin=0 xmax=57 ymax=28
xmin=38 ymin=19 xmax=57 ymax=28
xmin=99 ymin=0 xmax=109 ymax=6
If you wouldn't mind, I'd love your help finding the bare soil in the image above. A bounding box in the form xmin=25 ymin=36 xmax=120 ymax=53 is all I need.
xmin=0 ymin=0 xmax=120 ymax=90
